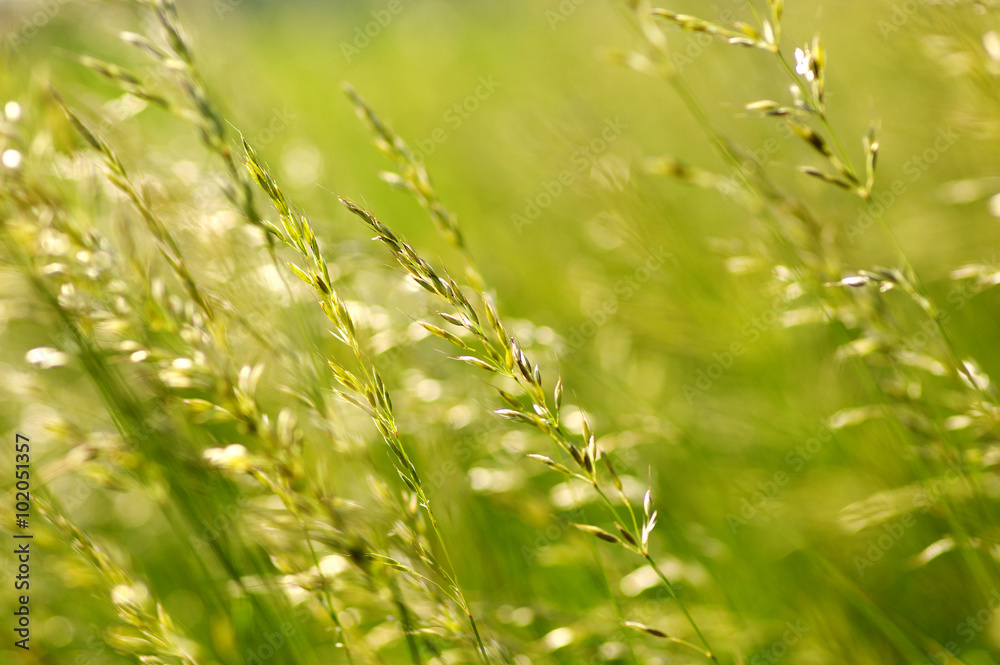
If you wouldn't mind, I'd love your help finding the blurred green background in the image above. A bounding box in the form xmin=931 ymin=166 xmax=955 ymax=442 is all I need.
xmin=2 ymin=0 xmax=1000 ymax=663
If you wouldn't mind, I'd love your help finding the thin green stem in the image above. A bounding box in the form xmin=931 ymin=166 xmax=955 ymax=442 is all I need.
xmin=586 ymin=482 xmax=717 ymax=663
xmin=423 ymin=499 xmax=493 ymax=665
xmin=588 ymin=541 xmax=641 ymax=665
xmin=644 ymin=555 xmax=719 ymax=664
xmin=774 ymin=50 xmax=858 ymax=182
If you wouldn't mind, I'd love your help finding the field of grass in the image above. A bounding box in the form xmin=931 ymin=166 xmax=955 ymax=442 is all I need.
xmin=2 ymin=0 xmax=1000 ymax=663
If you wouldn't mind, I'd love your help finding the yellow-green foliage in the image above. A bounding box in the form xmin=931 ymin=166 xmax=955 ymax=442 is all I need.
xmin=2 ymin=1 xmax=1000 ymax=664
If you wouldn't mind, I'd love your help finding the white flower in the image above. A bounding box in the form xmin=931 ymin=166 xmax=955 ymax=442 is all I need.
xmin=794 ymin=47 xmax=815 ymax=81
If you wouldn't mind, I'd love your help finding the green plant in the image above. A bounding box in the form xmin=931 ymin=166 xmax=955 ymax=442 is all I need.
xmin=3 ymin=1 xmax=1000 ymax=664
